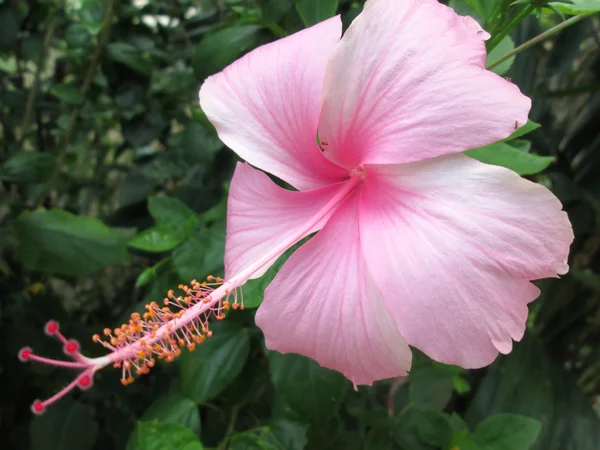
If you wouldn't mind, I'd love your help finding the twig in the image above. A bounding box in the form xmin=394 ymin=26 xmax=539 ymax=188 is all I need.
xmin=19 ymin=0 xmax=65 ymax=142
xmin=36 ymin=0 xmax=115 ymax=207
xmin=487 ymin=14 xmax=591 ymax=71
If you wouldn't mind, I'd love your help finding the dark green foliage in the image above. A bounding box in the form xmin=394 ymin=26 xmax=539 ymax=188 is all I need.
xmin=1 ymin=1 xmax=600 ymax=450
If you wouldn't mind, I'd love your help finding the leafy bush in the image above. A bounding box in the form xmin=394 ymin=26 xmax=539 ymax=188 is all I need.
xmin=1 ymin=0 xmax=600 ymax=449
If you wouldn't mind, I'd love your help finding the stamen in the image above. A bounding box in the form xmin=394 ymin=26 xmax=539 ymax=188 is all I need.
xmin=19 ymin=172 xmax=365 ymax=414
xmin=19 ymin=275 xmax=245 ymax=414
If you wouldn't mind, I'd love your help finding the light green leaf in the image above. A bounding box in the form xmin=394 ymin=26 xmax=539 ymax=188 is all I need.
xmin=0 ymin=151 xmax=55 ymax=183
xmin=503 ymin=120 xmax=541 ymax=141
xmin=551 ymin=0 xmax=600 ymax=14
xmin=295 ymin=0 xmax=339 ymax=27
xmin=486 ymin=35 xmax=515 ymax=75
xmin=465 ymin=142 xmax=554 ymax=175
xmin=180 ymin=321 xmax=250 ymax=403
xmin=128 ymin=224 xmax=188 ymax=253
xmin=16 ymin=209 xmax=130 ymax=276
xmin=30 ymin=398 xmax=98 ymax=450
xmin=473 ymin=414 xmax=542 ymax=450
xmin=127 ymin=422 xmax=203 ymax=450
xmin=269 ymin=352 xmax=347 ymax=421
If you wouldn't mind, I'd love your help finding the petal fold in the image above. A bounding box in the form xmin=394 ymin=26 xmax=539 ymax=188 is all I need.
xmin=318 ymin=0 xmax=530 ymax=167
xmin=225 ymin=163 xmax=348 ymax=280
xmin=359 ymin=155 xmax=573 ymax=368
xmin=200 ymin=17 xmax=347 ymax=190
xmin=257 ymin=190 xmax=412 ymax=385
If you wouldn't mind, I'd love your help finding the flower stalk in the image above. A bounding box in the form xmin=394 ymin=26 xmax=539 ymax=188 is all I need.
xmin=486 ymin=14 xmax=590 ymax=71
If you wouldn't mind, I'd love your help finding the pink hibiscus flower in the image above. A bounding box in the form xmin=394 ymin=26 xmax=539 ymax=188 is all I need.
xmin=20 ymin=0 xmax=574 ymax=413
xmin=199 ymin=0 xmax=573 ymax=385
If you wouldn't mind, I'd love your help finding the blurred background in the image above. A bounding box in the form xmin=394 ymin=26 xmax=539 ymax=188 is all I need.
xmin=1 ymin=0 xmax=600 ymax=449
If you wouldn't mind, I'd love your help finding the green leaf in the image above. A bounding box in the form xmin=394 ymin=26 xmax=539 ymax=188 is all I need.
xmin=229 ymin=420 xmax=307 ymax=450
xmin=295 ymin=0 xmax=339 ymax=27
xmin=30 ymin=398 xmax=98 ymax=450
xmin=242 ymin=245 xmax=296 ymax=308
xmin=229 ymin=433 xmax=279 ymax=450
xmin=466 ymin=337 xmax=600 ymax=450
xmin=49 ymin=83 xmax=85 ymax=105
xmin=473 ymin=414 xmax=542 ymax=450
xmin=128 ymin=224 xmax=188 ymax=252
xmin=465 ymin=142 xmax=554 ymax=175
xmin=108 ymin=42 xmax=152 ymax=75
xmin=409 ymin=367 xmax=454 ymax=409
xmin=486 ymin=35 xmax=515 ymax=75
xmin=503 ymin=120 xmax=541 ymax=141
xmin=0 ymin=151 xmax=55 ymax=183
xmin=128 ymin=422 xmax=203 ymax=450
xmin=173 ymin=224 xmax=225 ymax=281
xmin=148 ymin=196 xmax=197 ymax=227
xmin=0 ymin=6 xmax=20 ymax=50
xmin=15 ymin=209 xmax=130 ymax=276
xmin=192 ymin=25 xmax=261 ymax=79
xmin=551 ymin=0 xmax=600 ymax=14
xmin=180 ymin=321 xmax=250 ymax=403
xmin=269 ymin=352 xmax=347 ymax=421
xmin=142 ymin=394 xmax=201 ymax=434
xmin=269 ymin=419 xmax=308 ymax=450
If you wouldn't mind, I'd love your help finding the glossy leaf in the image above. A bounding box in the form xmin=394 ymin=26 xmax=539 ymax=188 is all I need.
xmin=466 ymin=337 xmax=600 ymax=449
xmin=15 ymin=209 xmax=130 ymax=276
xmin=180 ymin=321 xmax=250 ymax=403
xmin=108 ymin=42 xmax=152 ymax=75
xmin=473 ymin=414 xmax=542 ymax=450
xmin=173 ymin=224 xmax=225 ymax=281
xmin=30 ymin=398 xmax=98 ymax=450
xmin=49 ymin=83 xmax=84 ymax=105
xmin=295 ymin=0 xmax=339 ymax=27
xmin=128 ymin=422 xmax=203 ymax=450
xmin=128 ymin=224 xmax=188 ymax=252
xmin=269 ymin=352 xmax=347 ymax=421
xmin=0 ymin=151 xmax=55 ymax=183
xmin=192 ymin=26 xmax=261 ymax=79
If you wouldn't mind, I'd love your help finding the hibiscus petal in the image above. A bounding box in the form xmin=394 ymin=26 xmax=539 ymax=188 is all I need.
xmin=199 ymin=17 xmax=347 ymax=190
xmin=358 ymin=155 xmax=573 ymax=368
xmin=225 ymin=162 xmax=349 ymax=280
xmin=318 ymin=0 xmax=530 ymax=167
xmin=256 ymin=190 xmax=412 ymax=385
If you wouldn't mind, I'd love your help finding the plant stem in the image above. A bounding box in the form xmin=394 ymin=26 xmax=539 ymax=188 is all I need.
xmin=487 ymin=4 xmax=535 ymax=52
xmin=35 ymin=0 xmax=115 ymax=207
xmin=486 ymin=14 xmax=590 ymax=71
xmin=19 ymin=0 xmax=65 ymax=142
xmin=217 ymin=406 xmax=239 ymax=450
